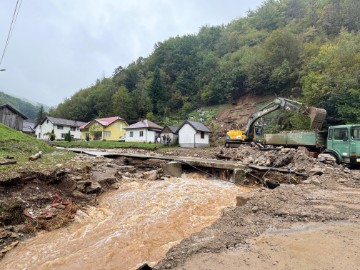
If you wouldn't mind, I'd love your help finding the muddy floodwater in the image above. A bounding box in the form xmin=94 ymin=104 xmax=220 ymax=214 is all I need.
xmin=0 ymin=175 xmax=249 ymax=270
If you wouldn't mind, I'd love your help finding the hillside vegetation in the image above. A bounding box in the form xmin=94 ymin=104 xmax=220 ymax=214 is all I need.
xmin=50 ymin=0 xmax=360 ymax=128
xmin=0 ymin=92 xmax=46 ymax=122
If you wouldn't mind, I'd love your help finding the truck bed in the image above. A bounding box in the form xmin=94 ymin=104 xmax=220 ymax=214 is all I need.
xmin=263 ymin=130 xmax=327 ymax=149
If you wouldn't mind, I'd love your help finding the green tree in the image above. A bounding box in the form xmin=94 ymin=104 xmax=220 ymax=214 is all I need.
xmin=35 ymin=105 xmax=46 ymax=125
xmin=65 ymin=130 xmax=72 ymax=142
xmin=112 ymin=86 xmax=135 ymax=120
xmin=149 ymin=67 xmax=165 ymax=115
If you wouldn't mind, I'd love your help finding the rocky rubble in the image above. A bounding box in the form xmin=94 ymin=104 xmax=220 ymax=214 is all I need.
xmin=151 ymin=145 xmax=360 ymax=269
xmin=1 ymin=145 xmax=359 ymax=266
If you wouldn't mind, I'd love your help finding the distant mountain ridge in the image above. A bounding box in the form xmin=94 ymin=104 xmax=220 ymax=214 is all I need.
xmin=0 ymin=91 xmax=48 ymax=122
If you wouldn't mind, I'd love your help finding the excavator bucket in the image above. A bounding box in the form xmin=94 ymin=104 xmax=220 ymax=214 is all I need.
xmin=307 ymin=107 xmax=327 ymax=130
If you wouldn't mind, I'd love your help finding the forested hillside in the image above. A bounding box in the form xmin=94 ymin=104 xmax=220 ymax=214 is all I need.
xmin=0 ymin=91 xmax=45 ymax=122
xmin=51 ymin=0 xmax=360 ymax=126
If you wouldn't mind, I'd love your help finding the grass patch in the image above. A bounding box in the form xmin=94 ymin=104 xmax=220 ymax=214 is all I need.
xmin=0 ymin=123 xmax=75 ymax=177
xmin=50 ymin=140 xmax=167 ymax=150
xmin=188 ymin=104 xmax=229 ymax=123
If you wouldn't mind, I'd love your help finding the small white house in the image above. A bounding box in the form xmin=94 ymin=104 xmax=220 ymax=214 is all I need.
xmin=125 ymin=119 xmax=163 ymax=143
xmin=35 ymin=116 xmax=86 ymax=140
xmin=178 ymin=120 xmax=211 ymax=148
xmin=160 ymin=125 xmax=179 ymax=145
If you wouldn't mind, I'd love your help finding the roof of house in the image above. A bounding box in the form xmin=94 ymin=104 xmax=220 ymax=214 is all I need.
xmin=0 ymin=104 xmax=28 ymax=120
xmin=162 ymin=125 xmax=179 ymax=134
xmin=80 ymin=116 xmax=126 ymax=129
xmin=178 ymin=120 xmax=211 ymax=133
xmin=126 ymin=119 xmax=163 ymax=130
xmin=79 ymin=121 xmax=90 ymax=129
xmin=22 ymin=121 xmax=35 ymax=133
xmin=38 ymin=116 xmax=86 ymax=128
xmin=95 ymin=116 xmax=126 ymax=126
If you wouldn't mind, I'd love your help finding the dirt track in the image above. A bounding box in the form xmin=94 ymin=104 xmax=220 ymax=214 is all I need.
xmin=176 ymin=222 xmax=360 ymax=270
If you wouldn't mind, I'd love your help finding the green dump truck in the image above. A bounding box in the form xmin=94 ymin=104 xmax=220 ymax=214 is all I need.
xmin=263 ymin=124 xmax=360 ymax=165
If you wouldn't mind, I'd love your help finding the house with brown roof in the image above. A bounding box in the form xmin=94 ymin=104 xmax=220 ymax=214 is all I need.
xmin=80 ymin=116 xmax=128 ymax=141
xmin=35 ymin=116 xmax=86 ymax=140
xmin=0 ymin=104 xmax=27 ymax=131
xmin=177 ymin=120 xmax=211 ymax=148
xmin=160 ymin=125 xmax=179 ymax=145
xmin=125 ymin=119 xmax=163 ymax=143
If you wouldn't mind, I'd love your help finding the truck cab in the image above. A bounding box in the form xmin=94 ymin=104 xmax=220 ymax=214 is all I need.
xmin=326 ymin=125 xmax=360 ymax=165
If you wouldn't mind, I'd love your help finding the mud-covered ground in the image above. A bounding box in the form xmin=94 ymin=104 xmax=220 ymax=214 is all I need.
xmin=1 ymin=145 xmax=360 ymax=269
xmin=152 ymin=146 xmax=360 ymax=269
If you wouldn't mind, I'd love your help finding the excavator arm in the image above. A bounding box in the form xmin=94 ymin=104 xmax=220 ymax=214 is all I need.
xmin=244 ymin=98 xmax=327 ymax=141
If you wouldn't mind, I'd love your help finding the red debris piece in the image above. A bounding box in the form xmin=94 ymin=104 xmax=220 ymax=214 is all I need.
xmin=62 ymin=200 xmax=71 ymax=206
xmin=23 ymin=210 xmax=33 ymax=219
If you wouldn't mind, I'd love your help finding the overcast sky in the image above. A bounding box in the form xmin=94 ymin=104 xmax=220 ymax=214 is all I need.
xmin=0 ymin=0 xmax=264 ymax=107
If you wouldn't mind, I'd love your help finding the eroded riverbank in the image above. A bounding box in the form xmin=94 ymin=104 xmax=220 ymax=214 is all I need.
xmin=0 ymin=175 xmax=249 ymax=269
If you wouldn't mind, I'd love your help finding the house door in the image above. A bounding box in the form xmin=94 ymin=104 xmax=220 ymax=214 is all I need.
xmin=93 ymin=131 xmax=102 ymax=140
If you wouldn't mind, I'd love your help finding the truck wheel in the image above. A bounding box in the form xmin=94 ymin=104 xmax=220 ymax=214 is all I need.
xmin=225 ymin=142 xmax=230 ymax=148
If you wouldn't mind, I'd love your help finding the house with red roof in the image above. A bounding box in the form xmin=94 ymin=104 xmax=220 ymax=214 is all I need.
xmin=125 ymin=119 xmax=163 ymax=143
xmin=80 ymin=116 xmax=128 ymax=141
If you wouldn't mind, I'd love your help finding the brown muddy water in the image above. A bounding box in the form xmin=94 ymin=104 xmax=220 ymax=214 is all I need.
xmin=0 ymin=174 xmax=249 ymax=270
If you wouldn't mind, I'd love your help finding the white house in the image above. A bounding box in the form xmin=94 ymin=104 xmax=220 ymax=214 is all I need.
xmin=35 ymin=116 xmax=86 ymax=140
xmin=125 ymin=119 xmax=163 ymax=143
xmin=178 ymin=120 xmax=211 ymax=148
xmin=160 ymin=125 xmax=179 ymax=145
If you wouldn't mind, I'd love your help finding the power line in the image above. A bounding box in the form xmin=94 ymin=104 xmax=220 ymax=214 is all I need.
xmin=0 ymin=0 xmax=22 ymax=66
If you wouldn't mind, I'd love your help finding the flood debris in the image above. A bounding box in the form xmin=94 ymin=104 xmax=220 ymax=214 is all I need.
xmin=0 ymin=160 xmax=17 ymax=166
xmin=1 ymin=144 xmax=359 ymax=265
xmin=28 ymin=151 xmax=42 ymax=161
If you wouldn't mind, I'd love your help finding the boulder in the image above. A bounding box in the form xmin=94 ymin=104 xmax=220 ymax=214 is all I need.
xmin=143 ymin=170 xmax=158 ymax=181
xmin=318 ymin=153 xmax=337 ymax=164
xmin=161 ymin=161 xmax=182 ymax=177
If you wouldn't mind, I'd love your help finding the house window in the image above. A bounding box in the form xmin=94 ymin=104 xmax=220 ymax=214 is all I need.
xmin=140 ymin=131 xmax=144 ymax=137
xmin=47 ymin=120 xmax=49 ymax=123
xmin=57 ymin=125 xmax=63 ymax=130
xmin=130 ymin=131 xmax=133 ymax=137
xmin=70 ymin=127 xmax=76 ymax=131
xmin=61 ymin=133 xmax=66 ymax=138
xmin=104 ymin=131 xmax=111 ymax=137
xmin=120 ymin=124 xmax=123 ymax=131
xmin=201 ymin=131 xmax=205 ymax=139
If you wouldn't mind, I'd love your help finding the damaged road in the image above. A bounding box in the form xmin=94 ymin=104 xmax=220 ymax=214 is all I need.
xmin=0 ymin=144 xmax=360 ymax=269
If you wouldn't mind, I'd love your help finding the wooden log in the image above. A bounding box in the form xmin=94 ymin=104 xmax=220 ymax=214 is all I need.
xmin=29 ymin=151 xmax=42 ymax=161
xmin=0 ymin=160 xmax=17 ymax=165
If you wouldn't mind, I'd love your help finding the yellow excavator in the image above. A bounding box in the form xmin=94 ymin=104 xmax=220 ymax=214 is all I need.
xmin=225 ymin=97 xmax=327 ymax=147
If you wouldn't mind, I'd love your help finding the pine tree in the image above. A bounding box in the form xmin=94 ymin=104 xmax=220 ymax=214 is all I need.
xmin=36 ymin=105 xmax=46 ymax=125
xmin=149 ymin=67 xmax=165 ymax=115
